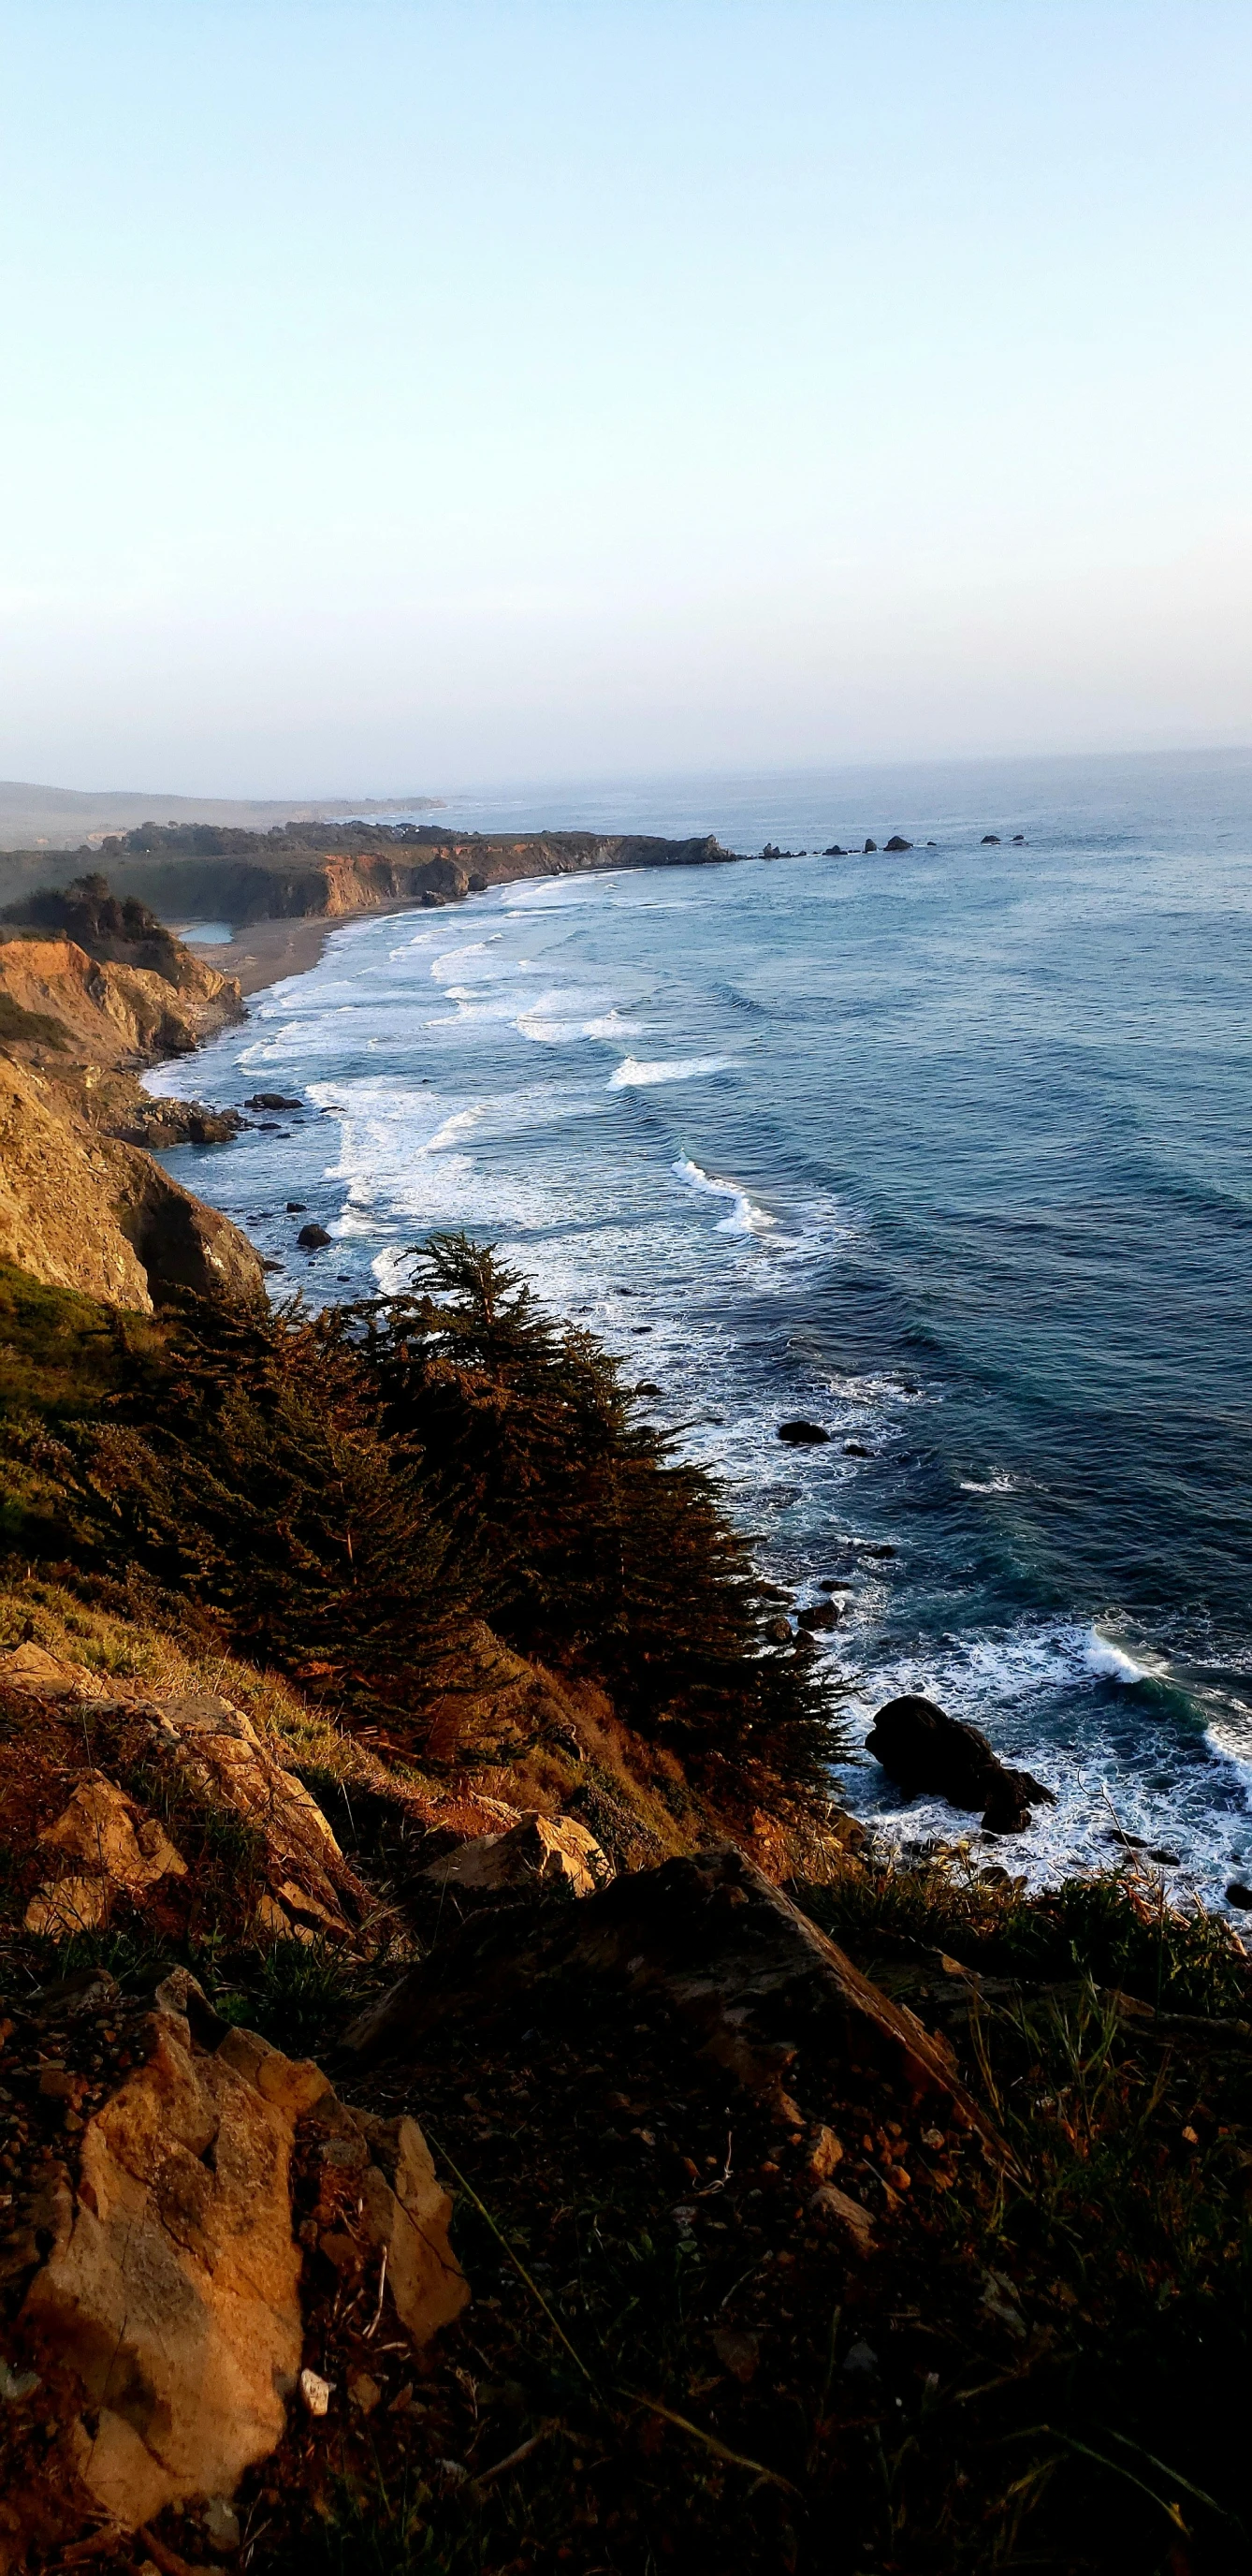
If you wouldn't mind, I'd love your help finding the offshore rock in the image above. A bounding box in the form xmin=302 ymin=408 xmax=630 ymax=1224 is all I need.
xmin=777 ymin=1418 xmax=830 ymax=1445
xmin=866 ymin=1693 xmax=1055 ymax=1834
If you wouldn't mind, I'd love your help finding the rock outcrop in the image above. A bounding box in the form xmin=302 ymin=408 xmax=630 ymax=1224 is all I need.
xmin=0 ymin=1051 xmax=261 ymax=1313
xmin=0 ymin=1646 xmax=372 ymax=1950
xmin=346 ymin=1845 xmax=1004 ymax=2157
xmin=6 ymin=1977 xmax=465 ymax=2541
xmin=865 ymin=1693 xmax=1056 ymax=1833
xmin=0 ymin=886 xmax=257 ymax=1315
xmin=419 ymin=1810 xmax=612 ymax=1899
xmin=0 ymin=929 xmax=241 ymax=1071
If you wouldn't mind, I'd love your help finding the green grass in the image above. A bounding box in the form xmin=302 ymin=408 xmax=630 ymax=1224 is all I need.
xmin=802 ymin=1843 xmax=1250 ymax=2018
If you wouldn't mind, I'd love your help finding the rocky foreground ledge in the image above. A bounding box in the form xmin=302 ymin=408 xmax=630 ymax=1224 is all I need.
xmin=0 ymin=1628 xmax=1249 ymax=2574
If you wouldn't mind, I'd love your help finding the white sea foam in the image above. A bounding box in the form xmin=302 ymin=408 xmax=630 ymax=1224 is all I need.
xmin=673 ymin=1155 xmax=776 ymax=1236
xmin=959 ymin=1473 xmax=1018 ymax=1494
xmin=1085 ymin=1630 xmax=1154 ymax=1683
xmin=425 ymin=1107 xmax=484 ymax=1152
xmin=583 ymin=1009 xmax=647 ymax=1040
xmin=607 ymin=1054 xmax=730 ymax=1089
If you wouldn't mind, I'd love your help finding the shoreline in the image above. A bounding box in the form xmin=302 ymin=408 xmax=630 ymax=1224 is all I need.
xmin=185 ymin=906 xmax=409 ymax=997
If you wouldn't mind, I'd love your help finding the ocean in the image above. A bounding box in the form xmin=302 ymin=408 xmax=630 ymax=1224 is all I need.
xmin=151 ymin=748 xmax=1252 ymax=1902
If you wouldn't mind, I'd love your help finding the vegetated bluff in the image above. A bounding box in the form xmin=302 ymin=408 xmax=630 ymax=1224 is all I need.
xmin=0 ymin=873 xmax=1248 ymax=2574
xmin=0 ymin=818 xmax=744 ymax=929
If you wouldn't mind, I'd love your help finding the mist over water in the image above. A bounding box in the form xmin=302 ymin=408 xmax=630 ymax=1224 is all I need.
xmin=151 ymin=750 xmax=1252 ymax=1902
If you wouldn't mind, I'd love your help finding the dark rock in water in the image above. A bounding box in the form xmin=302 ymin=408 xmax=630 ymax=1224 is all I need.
xmin=823 ymin=844 xmax=846 ymax=856
xmin=764 ymin=1616 xmax=793 ymax=1645
xmin=630 ymin=1324 xmax=653 ymax=1334
xmin=297 ymin=1222 xmax=332 ymax=1249
xmin=981 ymin=834 xmax=1000 ymax=845
xmin=926 ymin=840 xmax=938 ymax=847
xmin=286 ymin=1201 xmax=307 ymax=1212
xmin=843 ymin=1441 xmax=872 ymax=1457
xmin=257 ymin=1121 xmax=281 ymax=1132
xmin=866 ymin=1693 xmax=1055 ymax=1834
xmin=796 ymin=1600 xmax=840 ymax=1632
xmin=634 ymin=1381 xmax=662 ymax=1396
xmin=468 ymin=871 xmax=488 ymax=892
xmin=778 ymin=1419 xmax=831 ymax=1445
xmin=1226 ymin=1881 xmax=1252 ymax=1910
xmin=1012 ymin=834 xmax=1026 ymax=844
xmin=792 ymin=1629 xmax=818 ymax=1657
xmin=863 ymin=838 xmax=878 ymax=854
xmin=884 ymin=835 xmax=912 ymax=852
xmin=261 ymin=1258 xmax=284 ymax=1273
xmin=244 ymin=1092 xmax=301 ymax=1111
xmin=860 ymin=1543 xmax=896 ymax=1558
xmin=1149 ymin=1849 xmax=1181 ymax=1866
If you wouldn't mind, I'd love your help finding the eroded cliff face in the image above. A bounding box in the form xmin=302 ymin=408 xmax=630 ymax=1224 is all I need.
xmin=0 ymin=1056 xmax=263 ymax=1313
xmin=0 ymin=912 xmax=260 ymax=1313
xmin=0 ymin=931 xmax=241 ymax=1068
xmin=0 ymin=828 xmax=740 ymax=929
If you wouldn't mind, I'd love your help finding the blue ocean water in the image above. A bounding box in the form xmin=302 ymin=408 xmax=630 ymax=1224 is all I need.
xmin=150 ymin=750 xmax=1252 ymax=1900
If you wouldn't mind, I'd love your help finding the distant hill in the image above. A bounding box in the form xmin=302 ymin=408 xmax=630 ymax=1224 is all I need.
xmin=0 ymin=778 xmax=444 ymax=852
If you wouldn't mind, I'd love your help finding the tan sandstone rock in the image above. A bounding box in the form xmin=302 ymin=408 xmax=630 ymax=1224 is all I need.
xmin=23 ymin=1775 xmax=187 ymax=1938
xmin=419 ymin=1810 xmax=612 ymax=1900
xmin=22 ymin=2007 xmax=305 ymax=2527
xmin=18 ymin=1988 xmax=466 ymax=2534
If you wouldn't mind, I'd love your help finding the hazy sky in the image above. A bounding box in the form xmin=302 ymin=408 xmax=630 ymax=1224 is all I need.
xmin=2 ymin=0 xmax=1250 ymax=796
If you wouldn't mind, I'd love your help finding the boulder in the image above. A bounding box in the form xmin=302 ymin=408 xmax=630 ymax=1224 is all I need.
xmin=243 ymin=1093 xmax=302 ymax=1111
xmin=777 ymin=1419 xmax=830 ymax=1445
xmin=297 ymin=1222 xmax=332 ymax=1249
xmin=346 ymin=1846 xmax=1005 ymax=2159
xmin=419 ymin=1811 xmax=612 ymax=1900
xmin=981 ymin=834 xmax=1000 ymax=845
xmin=884 ymin=836 xmax=912 ymax=852
xmin=145 ymin=1689 xmax=369 ymax=1942
xmin=0 ymin=1649 xmax=371 ymax=1948
xmin=23 ymin=1775 xmax=186 ymax=1937
xmin=865 ymin=1694 xmax=1055 ymax=1833
xmin=863 ymin=839 xmax=878 ymax=854
xmin=795 ymin=1600 xmax=840 ymax=1632
xmin=823 ymin=844 xmax=846 ymax=856
xmin=11 ymin=1982 xmax=465 ymax=2539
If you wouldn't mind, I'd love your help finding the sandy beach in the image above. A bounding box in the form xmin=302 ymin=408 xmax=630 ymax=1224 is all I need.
xmin=192 ymin=904 xmax=421 ymax=998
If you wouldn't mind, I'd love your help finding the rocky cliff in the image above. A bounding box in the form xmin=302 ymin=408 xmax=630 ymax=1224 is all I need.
xmin=0 ymin=821 xmax=743 ymax=929
xmin=0 ymin=880 xmax=261 ymax=1311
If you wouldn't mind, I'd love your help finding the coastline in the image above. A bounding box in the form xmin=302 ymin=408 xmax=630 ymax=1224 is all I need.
xmin=182 ymin=909 xmax=357 ymax=996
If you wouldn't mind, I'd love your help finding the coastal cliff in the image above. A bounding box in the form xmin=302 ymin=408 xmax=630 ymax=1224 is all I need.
xmin=0 ymin=880 xmax=1247 ymax=2574
xmin=0 ymin=820 xmax=742 ymax=930
xmin=0 ymin=877 xmax=262 ymax=1310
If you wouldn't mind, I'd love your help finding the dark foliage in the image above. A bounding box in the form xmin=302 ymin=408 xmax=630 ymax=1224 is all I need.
xmin=331 ymin=1235 xmax=837 ymax=1790
xmin=0 ymin=1245 xmax=838 ymax=1790
xmin=0 ymin=871 xmax=183 ymax=974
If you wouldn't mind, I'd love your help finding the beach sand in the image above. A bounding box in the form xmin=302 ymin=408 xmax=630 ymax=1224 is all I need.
xmin=191 ymin=906 xmax=418 ymax=997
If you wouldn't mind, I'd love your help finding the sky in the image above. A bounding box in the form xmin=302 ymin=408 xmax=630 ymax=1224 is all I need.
xmin=2 ymin=0 xmax=1251 ymax=798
